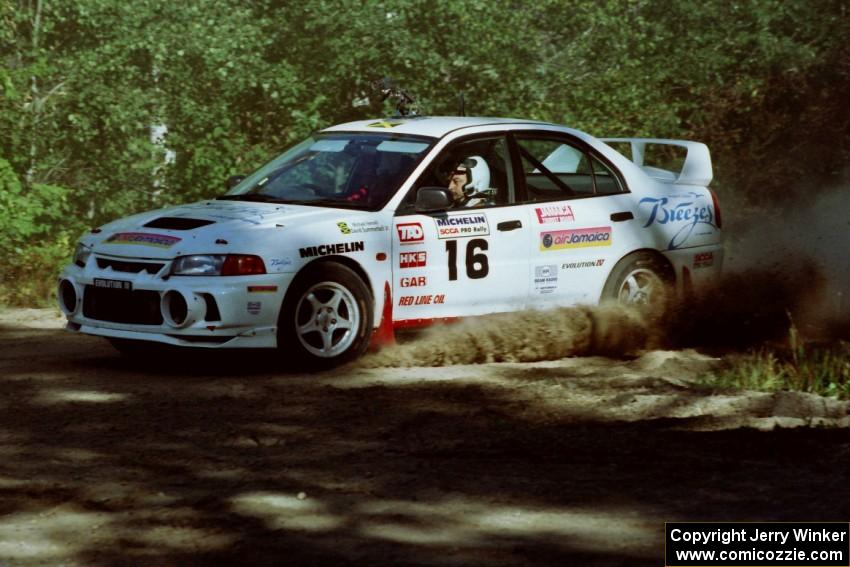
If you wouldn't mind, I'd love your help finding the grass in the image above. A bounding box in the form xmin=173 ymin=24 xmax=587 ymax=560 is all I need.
xmin=706 ymin=324 xmax=850 ymax=399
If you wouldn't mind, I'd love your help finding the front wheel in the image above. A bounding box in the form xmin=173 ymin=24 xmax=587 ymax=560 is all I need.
xmin=278 ymin=262 xmax=373 ymax=367
xmin=601 ymin=252 xmax=672 ymax=311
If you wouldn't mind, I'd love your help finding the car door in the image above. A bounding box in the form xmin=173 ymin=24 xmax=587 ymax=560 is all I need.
xmin=392 ymin=134 xmax=530 ymax=324
xmin=510 ymin=132 xmax=634 ymax=306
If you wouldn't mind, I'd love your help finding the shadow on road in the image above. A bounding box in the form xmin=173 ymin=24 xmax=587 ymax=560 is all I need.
xmin=0 ymin=326 xmax=848 ymax=566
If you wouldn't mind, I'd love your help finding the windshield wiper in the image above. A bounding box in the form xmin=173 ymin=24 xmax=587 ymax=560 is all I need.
xmin=216 ymin=193 xmax=284 ymax=202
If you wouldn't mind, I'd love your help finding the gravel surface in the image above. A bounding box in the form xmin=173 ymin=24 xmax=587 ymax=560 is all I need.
xmin=1 ymin=308 xmax=848 ymax=566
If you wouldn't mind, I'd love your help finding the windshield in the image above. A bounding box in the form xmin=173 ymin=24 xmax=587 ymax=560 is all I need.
xmin=221 ymin=133 xmax=434 ymax=210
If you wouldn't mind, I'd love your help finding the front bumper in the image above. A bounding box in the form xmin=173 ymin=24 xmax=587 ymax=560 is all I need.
xmin=59 ymin=256 xmax=295 ymax=349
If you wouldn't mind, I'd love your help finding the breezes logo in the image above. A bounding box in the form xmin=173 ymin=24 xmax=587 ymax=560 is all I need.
xmin=639 ymin=192 xmax=716 ymax=250
xmin=397 ymin=223 xmax=424 ymax=244
xmin=540 ymin=227 xmax=612 ymax=251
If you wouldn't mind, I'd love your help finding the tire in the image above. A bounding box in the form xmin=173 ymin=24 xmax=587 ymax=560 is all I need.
xmin=601 ymin=252 xmax=672 ymax=311
xmin=278 ymin=262 xmax=373 ymax=367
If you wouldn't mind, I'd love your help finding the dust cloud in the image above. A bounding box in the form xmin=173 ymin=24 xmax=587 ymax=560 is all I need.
xmin=360 ymin=304 xmax=660 ymax=368
xmin=362 ymin=186 xmax=848 ymax=368
xmin=721 ymin=186 xmax=850 ymax=336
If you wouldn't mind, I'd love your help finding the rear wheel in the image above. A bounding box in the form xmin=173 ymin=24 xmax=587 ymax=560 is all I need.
xmin=602 ymin=252 xmax=672 ymax=311
xmin=278 ymin=262 xmax=373 ymax=367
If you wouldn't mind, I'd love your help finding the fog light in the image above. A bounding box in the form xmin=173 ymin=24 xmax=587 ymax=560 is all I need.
xmin=161 ymin=289 xmax=204 ymax=328
xmin=58 ymin=279 xmax=80 ymax=315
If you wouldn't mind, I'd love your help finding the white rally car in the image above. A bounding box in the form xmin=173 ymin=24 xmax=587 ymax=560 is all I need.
xmin=58 ymin=116 xmax=722 ymax=364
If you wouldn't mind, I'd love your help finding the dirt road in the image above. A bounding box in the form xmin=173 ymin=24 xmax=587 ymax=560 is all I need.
xmin=1 ymin=308 xmax=848 ymax=566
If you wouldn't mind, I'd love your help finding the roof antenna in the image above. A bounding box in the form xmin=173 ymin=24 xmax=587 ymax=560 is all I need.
xmin=458 ymin=92 xmax=465 ymax=117
xmin=374 ymin=77 xmax=418 ymax=117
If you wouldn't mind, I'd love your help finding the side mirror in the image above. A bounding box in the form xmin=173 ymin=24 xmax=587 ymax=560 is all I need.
xmin=415 ymin=187 xmax=453 ymax=212
xmin=226 ymin=174 xmax=246 ymax=190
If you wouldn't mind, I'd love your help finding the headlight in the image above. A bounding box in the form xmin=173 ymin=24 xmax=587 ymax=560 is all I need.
xmin=170 ymin=255 xmax=225 ymax=276
xmin=74 ymin=243 xmax=92 ymax=267
xmin=170 ymin=254 xmax=266 ymax=276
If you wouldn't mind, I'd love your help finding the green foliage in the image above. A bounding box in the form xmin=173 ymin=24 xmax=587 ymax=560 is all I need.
xmin=0 ymin=159 xmax=82 ymax=305
xmin=0 ymin=0 xmax=847 ymax=305
xmin=705 ymin=326 xmax=850 ymax=399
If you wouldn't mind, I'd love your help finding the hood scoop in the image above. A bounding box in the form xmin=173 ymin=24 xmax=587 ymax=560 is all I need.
xmin=143 ymin=217 xmax=215 ymax=230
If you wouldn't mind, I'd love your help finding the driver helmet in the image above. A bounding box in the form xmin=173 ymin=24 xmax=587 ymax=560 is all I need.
xmin=460 ymin=155 xmax=490 ymax=195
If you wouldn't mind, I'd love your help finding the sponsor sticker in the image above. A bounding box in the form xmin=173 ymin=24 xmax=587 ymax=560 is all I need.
xmin=270 ymin=258 xmax=293 ymax=268
xmin=638 ymin=191 xmax=717 ymax=249
xmin=299 ymin=241 xmax=364 ymax=258
xmin=694 ymin=251 xmax=714 ymax=268
xmin=434 ymin=213 xmax=489 ymax=239
xmin=368 ymin=120 xmax=403 ymax=128
xmin=397 ymin=222 xmax=425 ymax=244
xmin=535 ymin=204 xmax=576 ymax=224
xmin=400 ymin=251 xmax=427 ymax=268
xmin=533 ymin=265 xmax=558 ymax=294
xmin=247 ymin=285 xmax=278 ymax=293
xmin=339 ymin=220 xmax=388 ymax=235
xmin=94 ymin=278 xmax=132 ymax=291
xmin=400 ymin=276 xmax=427 ymax=288
xmin=561 ymin=259 xmax=605 ymax=269
xmin=105 ymin=232 xmax=181 ymax=248
xmin=247 ymin=301 xmax=261 ymax=315
xmin=540 ymin=227 xmax=612 ymax=250
xmin=398 ymin=294 xmax=446 ymax=306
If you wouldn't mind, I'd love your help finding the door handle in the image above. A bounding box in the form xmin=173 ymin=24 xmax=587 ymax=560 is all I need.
xmin=610 ymin=211 xmax=634 ymax=222
xmin=497 ymin=220 xmax=523 ymax=231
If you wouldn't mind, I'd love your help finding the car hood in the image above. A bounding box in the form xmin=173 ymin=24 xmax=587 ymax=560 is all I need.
xmin=88 ymin=200 xmax=368 ymax=259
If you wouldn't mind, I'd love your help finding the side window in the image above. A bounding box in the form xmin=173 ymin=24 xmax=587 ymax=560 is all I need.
xmin=515 ymin=137 xmax=623 ymax=202
xmin=398 ymin=136 xmax=513 ymax=212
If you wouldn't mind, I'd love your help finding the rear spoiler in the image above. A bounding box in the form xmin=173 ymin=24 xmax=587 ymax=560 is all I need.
xmin=601 ymin=138 xmax=713 ymax=187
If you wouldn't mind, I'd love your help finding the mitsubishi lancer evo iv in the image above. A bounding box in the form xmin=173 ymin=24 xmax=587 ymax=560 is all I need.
xmin=58 ymin=115 xmax=722 ymax=365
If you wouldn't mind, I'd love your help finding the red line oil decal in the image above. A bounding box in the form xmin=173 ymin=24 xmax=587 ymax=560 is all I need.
xmin=540 ymin=227 xmax=612 ymax=250
xmin=105 ymin=232 xmax=181 ymax=248
xmin=398 ymin=294 xmax=445 ymax=306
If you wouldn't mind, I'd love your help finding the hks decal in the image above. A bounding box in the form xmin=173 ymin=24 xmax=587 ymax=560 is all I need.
xmin=400 ymin=251 xmax=427 ymax=268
